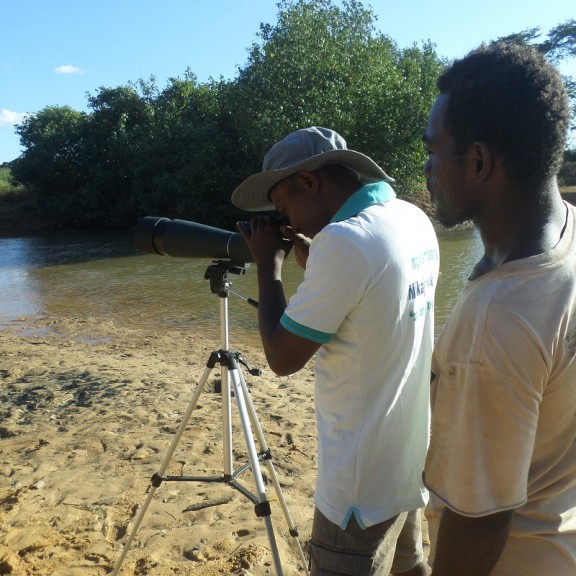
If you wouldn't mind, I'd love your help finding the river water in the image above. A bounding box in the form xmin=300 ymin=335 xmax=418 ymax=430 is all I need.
xmin=0 ymin=226 xmax=482 ymax=345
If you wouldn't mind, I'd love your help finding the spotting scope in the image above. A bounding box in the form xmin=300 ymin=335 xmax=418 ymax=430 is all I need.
xmin=135 ymin=216 xmax=254 ymax=265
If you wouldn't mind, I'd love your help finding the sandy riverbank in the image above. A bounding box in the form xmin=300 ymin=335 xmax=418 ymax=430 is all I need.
xmin=0 ymin=315 xmax=323 ymax=575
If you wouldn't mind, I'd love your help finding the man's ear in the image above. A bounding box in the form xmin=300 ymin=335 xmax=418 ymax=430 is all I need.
xmin=470 ymin=141 xmax=493 ymax=182
xmin=295 ymin=170 xmax=320 ymax=194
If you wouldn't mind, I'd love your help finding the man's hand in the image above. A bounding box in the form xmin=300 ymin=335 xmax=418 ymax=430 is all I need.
xmin=280 ymin=224 xmax=311 ymax=269
xmin=235 ymin=215 xmax=319 ymax=376
xmin=236 ymin=216 xmax=292 ymax=269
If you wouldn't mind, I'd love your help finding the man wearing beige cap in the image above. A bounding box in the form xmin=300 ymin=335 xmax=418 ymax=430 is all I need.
xmin=232 ymin=127 xmax=439 ymax=575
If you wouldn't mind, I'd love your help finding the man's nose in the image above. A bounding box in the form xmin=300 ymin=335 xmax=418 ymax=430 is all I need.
xmin=423 ymin=158 xmax=431 ymax=177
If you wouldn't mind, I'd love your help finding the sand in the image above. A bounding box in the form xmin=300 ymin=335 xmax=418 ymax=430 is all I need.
xmin=0 ymin=315 xmax=320 ymax=575
xmin=0 ymin=314 xmax=431 ymax=575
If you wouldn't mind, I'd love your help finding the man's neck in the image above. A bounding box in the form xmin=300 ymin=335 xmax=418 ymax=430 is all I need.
xmin=470 ymin=181 xmax=566 ymax=279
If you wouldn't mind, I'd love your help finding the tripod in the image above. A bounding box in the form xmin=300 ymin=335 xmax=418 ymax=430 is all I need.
xmin=112 ymin=261 xmax=308 ymax=576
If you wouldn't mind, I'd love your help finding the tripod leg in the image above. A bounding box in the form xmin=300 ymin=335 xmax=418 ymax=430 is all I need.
xmin=237 ymin=367 xmax=310 ymax=574
xmin=227 ymin=361 xmax=285 ymax=576
xmin=111 ymin=361 xmax=214 ymax=576
xmin=221 ymin=352 xmax=234 ymax=478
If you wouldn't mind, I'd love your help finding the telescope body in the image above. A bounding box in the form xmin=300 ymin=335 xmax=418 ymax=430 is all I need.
xmin=135 ymin=217 xmax=254 ymax=264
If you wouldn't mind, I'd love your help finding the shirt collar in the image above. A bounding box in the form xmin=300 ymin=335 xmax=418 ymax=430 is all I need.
xmin=330 ymin=181 xmax=396 ymax=223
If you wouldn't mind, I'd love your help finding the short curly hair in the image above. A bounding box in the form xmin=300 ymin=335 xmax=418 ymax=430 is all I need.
xmin=438 ymin=43 xmax=570 ymax=183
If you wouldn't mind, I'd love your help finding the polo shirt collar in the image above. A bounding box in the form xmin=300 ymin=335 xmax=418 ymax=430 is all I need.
xmin=330 ymin=182 xmax=396 ymax=223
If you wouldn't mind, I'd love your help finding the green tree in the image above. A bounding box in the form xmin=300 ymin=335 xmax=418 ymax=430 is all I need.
xmin=12 ymin=85 xmax=156 ymax=227
xmin=494 ymin=19 xmax=576 ymax=134
xmin=128 ymin=73 xmax=253 ymax=228
xmin=11 ymin=0 xmax=445 ymax=229
xmin=11 ymin=106 xmax=88 ymax=223
xmin=495 ymin=20 xmax=576 ymax=63
xmin=81 ymin=84 xmax=155 ymax=226
xmin=227 ymin=0 xmax=444 ymax=196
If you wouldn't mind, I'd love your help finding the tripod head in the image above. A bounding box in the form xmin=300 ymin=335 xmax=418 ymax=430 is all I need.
xmin=204 ymin=260 xmax=247 ymax=296
xmin=204 ymin=261 xmax=259 ymax=309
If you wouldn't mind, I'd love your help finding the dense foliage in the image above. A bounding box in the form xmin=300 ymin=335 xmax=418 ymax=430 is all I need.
xmin=9 ymin=0 xmax=444 ymax=229
xmin=9 ymin=1 xmax=575 ymax=230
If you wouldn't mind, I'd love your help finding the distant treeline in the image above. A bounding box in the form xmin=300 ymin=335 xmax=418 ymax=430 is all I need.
xmin=8 ymin=1 xmax=576 ymax=230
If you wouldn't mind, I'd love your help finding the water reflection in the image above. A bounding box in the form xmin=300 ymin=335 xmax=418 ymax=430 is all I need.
xmin=0 ymin=231 xmax=137 ymax=326
xmin=0 ymin=231 xmax=302 ymax=345
xmin=434 ymin=226 xmax=483 ymax=329
xmin=0 ymin=226 xmax=482 ymax=342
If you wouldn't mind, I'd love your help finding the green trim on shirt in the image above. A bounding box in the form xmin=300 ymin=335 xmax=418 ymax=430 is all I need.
xmin=330 ymin=181 xmax=396 ymax=223
xmin=280 ymin=313 xmax=333 ymax=344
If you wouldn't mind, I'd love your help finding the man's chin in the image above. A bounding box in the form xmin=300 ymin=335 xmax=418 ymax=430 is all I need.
xmin=438 ymin=216 xmax=472 ymax=230
xmin=435 ymin=208 xmax=464 ymax=229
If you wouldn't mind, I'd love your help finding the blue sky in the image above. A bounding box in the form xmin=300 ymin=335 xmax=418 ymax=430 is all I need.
xmin=1 ymin=0 xmax=575 ymax=163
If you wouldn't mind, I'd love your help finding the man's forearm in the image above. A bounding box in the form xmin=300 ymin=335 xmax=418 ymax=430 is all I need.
xmin=255 ymin=260 xmax=319 ymax=376
xmin=431 ymin=508 xmax=513 ymax=576
xmin=256 ymin=261 xmax=287 ymax=346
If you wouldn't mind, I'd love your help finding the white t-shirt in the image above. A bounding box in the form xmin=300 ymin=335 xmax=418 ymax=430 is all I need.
xmin=425 ymin=203 xmax=576 ymax=574
xmin=281 ymin=182 xmax=440 ymax=528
